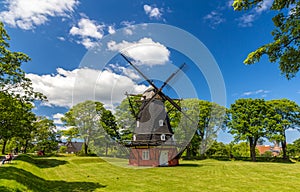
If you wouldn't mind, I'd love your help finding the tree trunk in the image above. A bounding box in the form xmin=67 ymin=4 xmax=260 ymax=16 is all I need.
xmin=249 ymin=137 xmax=257 ymax=162
xmin=105 ymin=142 xmax=108 ymax=156
xmin=186 ymin=143 xmax=191 ymax=159
xmin=24 ymin=140 xmax=29 ymax=154
xmin=84 ymin=143 xmax=88 ymax=155
xmin=2 ymin=140 xmax=7 ymax=154
xmin=281 ymin=132 xmax=287 ymax=159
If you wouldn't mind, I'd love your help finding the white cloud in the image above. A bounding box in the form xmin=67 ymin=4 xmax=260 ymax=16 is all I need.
xmin=70 ymin=18 xmax=104 ymax=39
xmin=69 ymin=17 xmax=104 ymax=49
xmin=203 ymin=11 xmax=225 ymax=29
xmin=108 ymin=25 xmax=116 ymax=34
xmin=237 ymin=0 xmax=272 ymax=27
xmin=53 ymin=113 xmax=64 ymax=125
xmin=26 ymin=68 xmax=147 ymax=109
xmin=242 ymin=89 xmax=270 ymax=97
xmin=0 ymin=0 xmax=78 ymax=30
xmin=255 ymin=0 xmax=273 ymax=14
xmin=143 ymin=4 xmax=162 ymax=19
xmin=121 ymin=21 xmax=135 ymax=35
xmin=238 ymin=14 xmax=256 ymax=27
xmin=57 ymin=36 xmax=65 ymax=41
xmin=108 ymin=64 xmax=140 ymax=80
xmin=107 ymin=38 xmax=170 ymax=66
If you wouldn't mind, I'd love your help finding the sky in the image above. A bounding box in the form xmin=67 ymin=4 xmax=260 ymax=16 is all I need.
xmin=0 ymin=0 xmax=299 ymax=144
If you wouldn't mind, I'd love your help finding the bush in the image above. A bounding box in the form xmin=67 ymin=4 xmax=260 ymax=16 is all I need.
xmin=59 ymin=146 xmax=67 ymax=153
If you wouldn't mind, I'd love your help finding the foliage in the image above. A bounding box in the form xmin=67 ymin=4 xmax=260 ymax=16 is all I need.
xmin=267 ymin=99 xmax=300 ymax=158
xmin=287 ymin=138 xmax=300 ymax=157
xmin=232 ymin=0 xmax=300 ymax=79
xmin=226 ymin=98 xmax=277 ymax=161
xmin=61 ymin=127 xmax=80 ymax=142
xmin=59 ymin=146 xmax=67 ymax=153
xmin=0 ymin=92 xmax=36 ymax=154
xmin=62 ymin=100 xmax=119 ymax=155
xmin=115 ymin=94 xmax=142 ymax=141
xmin=205 ymin=141 xmax=230 ymax=157
xmin=32 ymin=117 xmax=58 ymax=153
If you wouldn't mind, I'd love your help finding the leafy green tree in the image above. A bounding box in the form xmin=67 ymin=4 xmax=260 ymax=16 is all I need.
xmin=267 ymin=99 xmax=300 ymax=159
xmin=0 ymin=22 xmax=46 ymax=154
xmin=205 ymin=141 xmax=229 ymax=157
xmin=231 ymin=142 xmax=251 ymax=157
xmin=61 ymin=127 xmax=79 ymax=142
xmin=32 ymin=117 xmax=57 ymax=153
xmin=115 ymin=95 xmax=142 ymax=141
xmin=232 ymin=0 xmax=300 ymax=79
xmin=0 ymin=92 xmax=35 ymax=154
xmin=227 ymin=98 xmax=276 ymax=161
xmin=287 ymin=138 xmax=300 ymax=157
xmin=62 ymin=100 xmax=118 ymax=155
xmin=175 ymin=99 xmax=226 ymax=158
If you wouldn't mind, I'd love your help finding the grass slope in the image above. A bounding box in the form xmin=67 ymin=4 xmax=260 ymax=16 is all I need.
xmin=1 ymin=155 xmax=300 ymax=192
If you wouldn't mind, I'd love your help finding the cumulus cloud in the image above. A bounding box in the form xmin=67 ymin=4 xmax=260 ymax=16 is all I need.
xmin=53 ymin=113 xmax=64 ymax=125
xmin=242 ymin=89 xmax=270 ymax=97
xmin=108 ymin=25 xmax=116 ymax=34
xmin=107 ymin=38 xmax=170 ymax=66
xmin=26 ymin=68 xmax=147 ymax=109
xmin=120 ymin=21 xmax=136 ymax=35
xmin=108 ymin=64 xmax=140 ymax=80
xmin=143 ymin=4 xmax=162 ymax=19
xmin=69 ymin=17 xmax=105 ymax=49
xmin=237 ymin=0 xmax=272 ymax=27
xmin=0 ymin=0 xmax=78 ymax=30
xmin=203 ymin=10 xmax=225 ymax=29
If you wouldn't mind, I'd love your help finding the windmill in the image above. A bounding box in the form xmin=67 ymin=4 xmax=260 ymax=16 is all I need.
xmin=120 ymin=52 xmax=187 ymax=166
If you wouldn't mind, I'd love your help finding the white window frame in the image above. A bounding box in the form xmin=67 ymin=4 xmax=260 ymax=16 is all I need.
xmin=159 ymin=119 xmax=164 ymax=126
xmin=142 ymin=150 xmax=150 ymax=160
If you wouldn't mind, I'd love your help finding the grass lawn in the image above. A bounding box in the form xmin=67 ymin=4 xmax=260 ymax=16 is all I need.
xmin=1 ymin=154 xmax=300 ymax=192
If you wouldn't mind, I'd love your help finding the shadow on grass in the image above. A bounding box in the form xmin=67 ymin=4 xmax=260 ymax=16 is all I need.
xmin=210 ymin=156 xmax=295 ymax=164
xmin=177 ymin=163 xmax=202 ymax=167
xmin=0 ymin=167 xmax=105 ymax=192
xmin=15 ymin=155 xmax=68 ymax=168
xmin=0 ymin=186 xmax=18 ymax=192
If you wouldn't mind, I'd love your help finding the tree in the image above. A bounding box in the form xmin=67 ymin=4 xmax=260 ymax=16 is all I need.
xmin=173 ymin=99 xmax=226 ymax=158
xmin=61 ymin=127 xmax=79 ymax=142
xmin=32 ymin=117 xmax=57 ymax=153
xmin=0 ymin=22 xmax=45 ymax=101
xmin=227 ymin=98 xmax=276 ymax=161
xmin=62 ymin=100 xmax=118 ymax=155
xmin=0 ymin=92 xmax=36 ymax=154
xmin=287 ymin=138 xmax=300 ymax=157
xmin=267 ymin=99 xmax=300 ymax=159
xmin=115 ymin=95 xmax=142 ymax=141
xmin=205 ymin=141 xmax=229 ymax=157
xmin=232 ymin=0 xmax=300 ymax=79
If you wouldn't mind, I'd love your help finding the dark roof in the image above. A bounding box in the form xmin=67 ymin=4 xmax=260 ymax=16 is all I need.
xmin=65 ymin=142 xmax=83 ymax=153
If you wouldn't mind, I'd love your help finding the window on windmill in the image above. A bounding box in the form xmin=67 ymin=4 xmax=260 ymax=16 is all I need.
xmin=161 ymin=134 xmax=166 ymax=141
xmin=137 ymin=121 xmax=140 ymax=127
xmin=159 ymin=119 xmax=164 ymax=126
xmin=142 ymin=150 xmax=150 ymax=160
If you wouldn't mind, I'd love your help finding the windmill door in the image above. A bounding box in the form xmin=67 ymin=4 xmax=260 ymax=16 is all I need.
xmin=159 ymin=150 xmax=169 ymax=166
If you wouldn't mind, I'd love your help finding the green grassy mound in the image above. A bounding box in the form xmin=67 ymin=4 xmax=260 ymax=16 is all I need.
xmin=1 ymin=154 xmax=300 ymax=191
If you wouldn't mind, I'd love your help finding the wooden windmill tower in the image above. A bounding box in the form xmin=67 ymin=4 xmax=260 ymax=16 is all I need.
xmin=121 ymin=53 xmax=186 ymax=166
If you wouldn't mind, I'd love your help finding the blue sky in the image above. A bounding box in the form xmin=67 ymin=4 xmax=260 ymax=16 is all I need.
xmin=1 ymin=0 xmax=299 ymax=143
